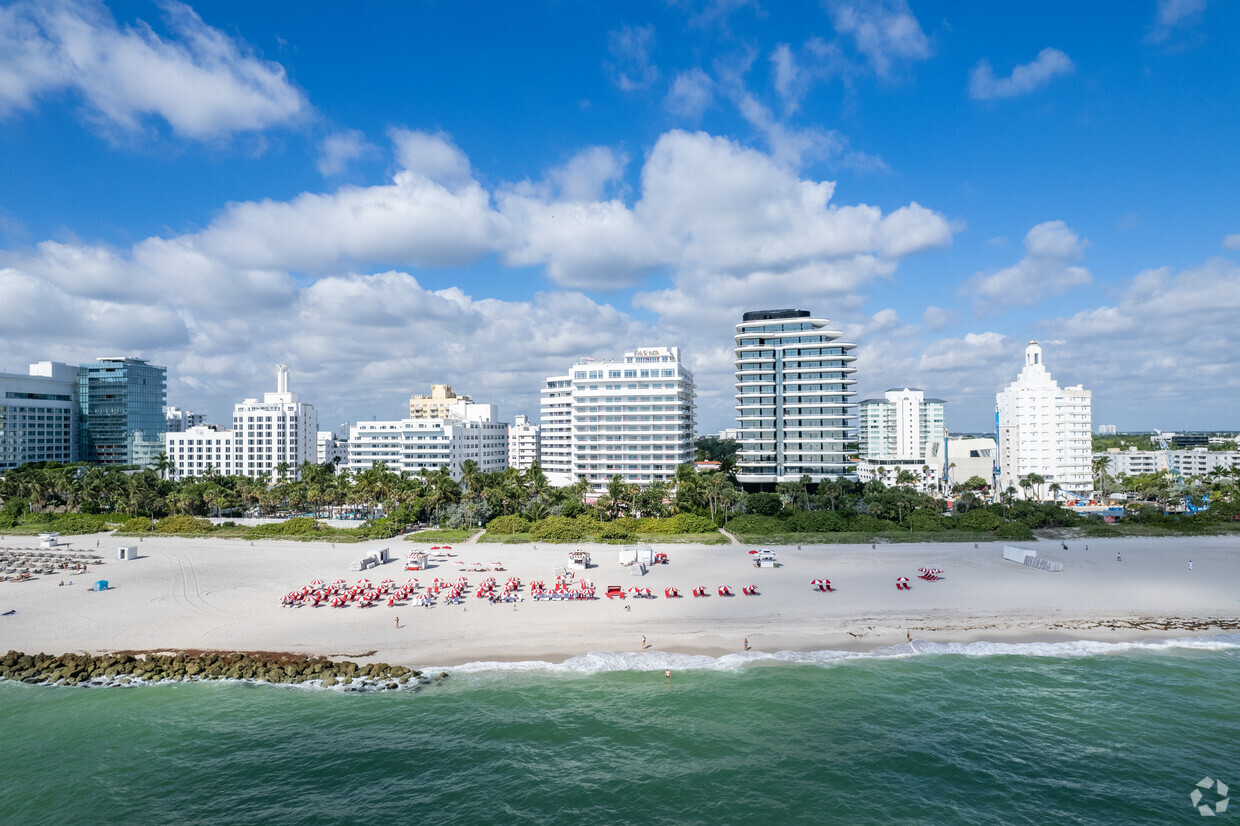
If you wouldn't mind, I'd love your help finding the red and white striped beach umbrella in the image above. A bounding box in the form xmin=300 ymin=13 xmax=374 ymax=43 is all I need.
xmin=310 ymin=579 xmax=324 ymax=588
xmin=810 ymin=578 xmax=824 ymax=586
xmin=896 ymin=576 xmax=909 ymax=583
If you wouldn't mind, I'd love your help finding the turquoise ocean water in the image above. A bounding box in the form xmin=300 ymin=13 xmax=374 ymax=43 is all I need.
xmin=3 ymin=637 xmax=1239 ymax=825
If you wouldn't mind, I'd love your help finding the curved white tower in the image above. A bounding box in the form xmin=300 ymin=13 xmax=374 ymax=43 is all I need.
xmin=734 ymin=309 xmax=857 ymax=487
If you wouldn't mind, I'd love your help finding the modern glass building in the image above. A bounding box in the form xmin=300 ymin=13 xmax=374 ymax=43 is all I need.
xmin=78 ymin=357 xmax=167 ymax=466
xmin=734 ymin=309 xmax=857 ymax=488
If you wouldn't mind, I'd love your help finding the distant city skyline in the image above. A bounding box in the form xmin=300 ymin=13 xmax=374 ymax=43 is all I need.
xmin=1 ymin=1 xmax=1238 ymax=434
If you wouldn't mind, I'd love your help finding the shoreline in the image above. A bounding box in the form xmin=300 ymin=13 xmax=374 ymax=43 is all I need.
xmin=2 ymin=532 xmax=1237 ymax=671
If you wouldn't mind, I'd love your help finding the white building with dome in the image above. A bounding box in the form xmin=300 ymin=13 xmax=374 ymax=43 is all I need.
xmin=995 ymin=341 xmax=1092 ymax=499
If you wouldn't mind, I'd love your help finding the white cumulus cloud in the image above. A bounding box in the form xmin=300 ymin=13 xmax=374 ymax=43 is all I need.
xmin=0 ymin=0 xmax=306 ymax=140
xmin=969 ymin=48 xmax=1074 ymax=101
xmin=966 ymin=220 xmax=1091 ymax=313
xmin=826 ymin=0 xmax=931 ymax=79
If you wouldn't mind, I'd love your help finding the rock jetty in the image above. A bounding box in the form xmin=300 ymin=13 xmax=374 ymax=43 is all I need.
xmin=0 ymin=650 xmax=438 ymax=689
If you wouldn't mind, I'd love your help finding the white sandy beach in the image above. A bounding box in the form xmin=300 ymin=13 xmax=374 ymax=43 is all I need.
xmin=0 ymin=532 xmax=1237 ymax=667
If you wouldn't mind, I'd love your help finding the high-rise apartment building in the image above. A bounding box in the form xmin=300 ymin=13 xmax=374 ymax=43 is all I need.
xmin=734 ymin=310 xmax=857 ymax=487
xmin=78 ymin=357 xmax=166 ymax=466
xmin=856 ymin=388 xmax=946 ymax=490
xmin=996 ymin=341 xmax=1092 ymax=498
xmin=508 ymin=413 xmax=541 ymax=471
xmin=0 ymin=362 xmax=79 ymax=470
xmin=409 ymin=384 xmax=472 ymax=419
xmin=540 ymin=346 xmax=696 ymax=490
xmin=230 ymin=365 xmax=318 ymax=482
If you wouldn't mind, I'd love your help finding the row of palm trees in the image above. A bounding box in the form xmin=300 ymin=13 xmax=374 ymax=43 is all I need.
xmin=0 ymin=459 xmax=739 ymax=525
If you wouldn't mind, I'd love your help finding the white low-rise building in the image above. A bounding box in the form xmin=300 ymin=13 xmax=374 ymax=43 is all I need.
xmin=996 ymin=341 xmax=1092 ymax=498
xmin=945 ymin=437 xmax=998 ymax=491
xmin=347 ymin=401 xmax=508 ymax=479
xmin=508 ymin=413 xmax=541 ymax=471
xmin=1097 ymin=447 xmax=1240 ymax=478
xmin=165 ymin=425 xmax=237 ymax=480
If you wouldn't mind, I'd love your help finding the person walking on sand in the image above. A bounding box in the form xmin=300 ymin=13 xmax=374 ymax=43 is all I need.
xmin=1189 ymin=560 xmax=1193 ymax=571
xmin=641 ymin=635 xmax=646 ymax=650
xmin=907 ymin=631 xmax=911 ymax=643
xmin=1117 ymin=553 xmax=1121 ymax=562
xmin=743 ymin=637 xmax=750 ymax=651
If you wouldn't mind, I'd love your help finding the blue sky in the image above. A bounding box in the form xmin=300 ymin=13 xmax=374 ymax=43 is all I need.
xmin=1 ymin=0 xmax=1238 ymax=435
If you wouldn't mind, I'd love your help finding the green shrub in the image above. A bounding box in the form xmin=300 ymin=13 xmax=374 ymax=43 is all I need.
xmin=746 ymin=492 xmax=783 ymax=516
xmin=574 ymin=514 xmax=603 ymax=535
xmin=952 ymin=508 xmax=1004 ymax=532
xmin=669 ymin=513 xmax=717 ymax=533
xmin=634 ymin=513 xmax=719 ymax=534
xmin=355 ymin=518 xmax=398 ymax=539
xmin=600 ymin=520 xmax=636 ymax=542
xmin=487 ymin=515 xmax=531 ymax=535
xmin=121 ymin=517 xmax=154 ymax=533
xmin=530 ymin=516 xmax=591 ymax=543
xmin=908 ymin=510 xmax=944 ymax=532
xmin=245 ymin=517 xmax=326 ymax=537
xmin=46 ymin=513 xmax=115 ymax=534
xmin=153 ymin=514 xmax=216 ymax=534
xmin=726 ymin=514 xmax=787 ymax=535
xmin=995 ymin=521 xmax=1035 ymax=541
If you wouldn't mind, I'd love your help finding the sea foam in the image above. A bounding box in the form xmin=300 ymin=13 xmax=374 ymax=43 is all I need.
xmin=434 ymin=633 xmax=1240 ymax=676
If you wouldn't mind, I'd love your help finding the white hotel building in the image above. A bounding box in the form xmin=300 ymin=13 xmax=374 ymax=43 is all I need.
xmin=163 ymin=366 xmax=318 ymax=482
xmin=996 ymin=341 xmax=1092 ymax=498
xmin=0 ymin=362 xmax=79 ymax=470
xmin=540 ymin=346 xmax=696 ymax=490
xmin=734 ymin=310 xmax=857 ymax=487
xmin=165 ymin=426 xmax=237 ymax=479
xmin=346 ymin=401 xmax=508 ymax=479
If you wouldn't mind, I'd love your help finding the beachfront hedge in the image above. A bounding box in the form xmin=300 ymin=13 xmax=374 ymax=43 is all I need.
xmin=950 ymin=509 xmax=1004 ymax=532
xmin=121 ymin=517 xmax=153 ymax=533
xmin=530 ymin=515 xmax=590 ymax=542
xmin=599 ymin=520 xmax=637 ymax=542
xmin=635 ymin=513 xmax=718 ymax=534
xmin=244 ymin=517 xmax=327 ymax=537
xmin=486 ymin=515 xmax=531 ymax=535
xmin=995 ymin=521 xmax=1035 ymax=540
xmin=726 ymin=514 xmax=787 ymax=535
xmin=153 ymin=515 xmax=216 ymax=534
